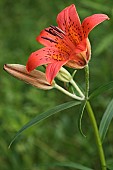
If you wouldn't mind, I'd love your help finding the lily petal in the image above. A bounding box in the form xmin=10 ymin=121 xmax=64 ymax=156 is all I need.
xmin=26 ymin=47 xmax=60 ymax=72
xmin=82 ymin=14 xmax=109 ymax=38
xmin=66 ymin=54 xmax=87 ymax=69
xmin=86 ymin=38 xmax=91 ymax=61
xmin=36 ymin=28 xmax=61 ymax=47
xmin=75 ymin=38 xmax=87 ymax=53
xmin=57 ymin=4 xmax=83 ymax=45
xmin=46 ymin=61 xmax=67 ymax=84
xmin=36 ymin=27 xmax=73 ymax=54
xmin=26 ymin=47 xmax=70 ymax=73
xmin=26 ymin=48 xmax=54 ymax=72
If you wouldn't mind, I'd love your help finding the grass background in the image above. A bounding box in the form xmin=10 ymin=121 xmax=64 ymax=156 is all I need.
xmin=0 ymin=0 xmax=113 ymax=169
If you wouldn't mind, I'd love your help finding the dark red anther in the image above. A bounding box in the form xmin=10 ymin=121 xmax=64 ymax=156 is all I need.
xmin=50 ymin=25 xmax=65 ymax=35
xmin=45 ymin=28 xmax=63 ymax=39
xmin=41 ymin=36 xmax=58 ymax=44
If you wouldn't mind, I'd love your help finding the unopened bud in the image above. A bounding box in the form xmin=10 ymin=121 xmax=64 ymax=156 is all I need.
xmin=56 ymin=67 xmax=72 ymax=82
xmin=4 ymin=64 xmax=54 ymax=90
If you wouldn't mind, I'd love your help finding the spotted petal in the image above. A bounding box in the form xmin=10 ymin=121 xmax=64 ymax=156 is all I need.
xmin=26 ymin=48 xmax=54 ymax=72
xmin=36 ymin=28 xmax=61 ymax=47
xmin=82 ymin=14 xmax=109 ymax=38
xmin=26 ymin=47 xmax=69 ymax=72
xmin=66 ymin=53 xmax=87 ymax=69
xmin=36 ymin=27 xmax=74 ymax=54
xmin=46 ymin=61 xmax=67 ymax=84
xmin=57 ymin=4 xmax=83 ymax=45
xmin=75 ymin=38 xmax=87 ymax=53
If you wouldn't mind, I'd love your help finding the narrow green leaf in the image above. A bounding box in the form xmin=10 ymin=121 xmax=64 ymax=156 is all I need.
xmin=107 ymin=165 xmax=113 ymax=170
xmin=107 ymin=160 xmax=113 ymax=170
xmin=9 ymin=101 xmax=81 ymax=148
xmin=78 ymin=100 xmax=87 ymax=137
xmin=80 ymin=0 xmax=110 ymax=13
xmin=99 ymin=98 xmax=113 ymax=142
xmin=89 ymin=81 xmax=113 ymax=100
xmin=94 ymin=34 xmax=113 ymax=57
xmin=49 ymin=162 xmax=93 ymax=170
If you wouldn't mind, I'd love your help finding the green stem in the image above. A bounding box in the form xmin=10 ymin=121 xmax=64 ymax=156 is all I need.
xmin=85 ymin=65 xmax=106 ymax=170
xmin=54 ymin=83 xmax=84 ymax=101
xmin=85 ymin=64 xmax=89 ymax=100
xmin=70 ymin=79 xmax=85 ymax=98
xmin=86 ymin=101 xmax=106 ymax=170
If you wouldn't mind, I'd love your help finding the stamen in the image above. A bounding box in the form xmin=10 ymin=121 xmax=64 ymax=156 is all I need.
xmin=50 ymin=25 xmax=65 ymax=35
xmin=41 ymin=36 xmax=58 ymax=44
xmin=45 ymin=28 xmax=63 ymax=39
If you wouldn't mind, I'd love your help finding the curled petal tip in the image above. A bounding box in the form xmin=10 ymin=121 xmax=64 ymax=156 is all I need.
xmin=103 ymin=14 xmax=110 ymax=20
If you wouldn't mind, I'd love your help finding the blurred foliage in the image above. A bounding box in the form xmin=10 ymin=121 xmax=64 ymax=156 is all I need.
xmin=0 ymin=0 xmax=113 ymax=169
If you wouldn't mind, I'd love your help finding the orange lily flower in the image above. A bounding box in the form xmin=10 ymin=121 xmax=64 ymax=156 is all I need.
xmin=26 ymin=4 xmax=109 ymax=84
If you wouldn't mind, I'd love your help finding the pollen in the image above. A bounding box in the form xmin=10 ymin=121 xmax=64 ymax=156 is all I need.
xmin=52 ymin=54 xmax=64 ymax=61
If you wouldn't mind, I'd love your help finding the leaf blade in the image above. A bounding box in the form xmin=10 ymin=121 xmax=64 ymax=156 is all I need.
xmin=78 ymin=100 xmax=87 ymax=137
xmin=49 ymin=162 xmax=93 ymax=170
xmin=89 ymin=81 xmax=113 ymax=100
xmin=9 ymin=100 xmax=81 ymax=148
xmin=80 ymin=0 xmax=110 ymax=13
xmin=99 ymin=98 xmax=113 ymax=142
xmin=94 ymin=34 xmax=113 ymax=57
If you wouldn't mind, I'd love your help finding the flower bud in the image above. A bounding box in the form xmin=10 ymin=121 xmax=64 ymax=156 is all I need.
xmin=4 ymin=64 xmax=54 ymax=90
xmin=56 ymin=67 xmax=72 ymax=82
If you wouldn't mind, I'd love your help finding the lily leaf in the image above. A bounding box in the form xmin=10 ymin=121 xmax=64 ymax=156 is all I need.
xmin=99 ymin=98 xmax=113 ymax=142
xmin=107 ymin=165 xmax=113 ymax=170
xmin=49 ymin=162 xmax=93 ymax=170
xmin=89 ymin=81 xmax=113 ymax=100
xmin=80 ymin=0 xmax=110 ymax=13
xmin=9 ymin=100 xmax=81 ymax=148
xmin=107 ymin=160 xmax=113 ymax=170
xmin=78 ymin=100 xmax=87 ymax=137
xmin=94 ymin=34 xmax=113 ymax=57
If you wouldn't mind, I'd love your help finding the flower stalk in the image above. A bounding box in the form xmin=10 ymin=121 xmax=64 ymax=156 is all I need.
xmin=86 ymin=102 xmax=106 ymax=170
xmin=70 ymin=79 xmax=85 ymax=98
xmin=54 ymin=83 xmax=84 ymax=101
xmin=85 ymin=64 xmax=89 ymax=100
xmin=85 ymin=65 xmax=106 ymax=170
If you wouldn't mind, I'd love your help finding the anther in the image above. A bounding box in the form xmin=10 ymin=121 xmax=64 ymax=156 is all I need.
xmin=45 ymin=28 xmax=63 ymax=39
xmin=50 ymin=25 xmax=65 ymax=35
xmin=41 ymin=36 xmax=58 ymax=44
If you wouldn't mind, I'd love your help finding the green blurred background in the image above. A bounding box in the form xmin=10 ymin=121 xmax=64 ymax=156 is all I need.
xmin=0 ymin=0 xmax=113 ymax=169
